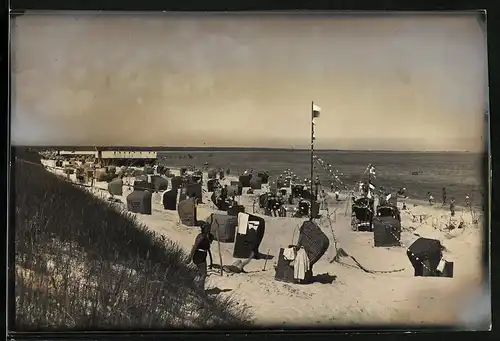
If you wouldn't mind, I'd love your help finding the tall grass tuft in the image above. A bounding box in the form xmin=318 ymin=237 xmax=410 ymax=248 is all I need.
xmin=13 ymin=148 xmax=252 ymax=331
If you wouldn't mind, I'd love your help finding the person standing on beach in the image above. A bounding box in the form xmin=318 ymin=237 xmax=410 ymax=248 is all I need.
xmin=269 ymin=193 xmax=279 ymax=217
xmin=397 ymin=187 xmax=406 ymax=198
xmin=442 ymin=187 xmax=447 ymax=205
xmin=314 ymin=176 xmax=320 ymax=200
xmin=220 ymin=184 xmax=228 ymax=201
xmin=319 ymin=189 xmax=327 ymax=209
xmin=428 ymin=192 xmax=435 ymax=205
xmin=465 ymin=193 xmax=471 ymax=209
xmin=358 ymin=182 xmax=364 ymax=195
xmin=187 ymin=223 xmax=214 ymax=292
xmin=450 ymin=198 xmax=456 ymax=217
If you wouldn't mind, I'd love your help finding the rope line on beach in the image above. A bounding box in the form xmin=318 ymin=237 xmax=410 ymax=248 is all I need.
xmin=309 ymin=177 xmax=407 ymax=275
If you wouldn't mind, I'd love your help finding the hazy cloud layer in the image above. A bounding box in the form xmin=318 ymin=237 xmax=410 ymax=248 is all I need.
xmin=11 ymin=13 xmax=488 ymax=151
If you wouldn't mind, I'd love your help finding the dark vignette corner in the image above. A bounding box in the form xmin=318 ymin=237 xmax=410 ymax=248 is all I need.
xmin=5 ymin=2 xmax=14 ymax=338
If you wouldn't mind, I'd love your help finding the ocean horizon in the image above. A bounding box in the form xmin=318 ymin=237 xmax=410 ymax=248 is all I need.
xmin=20 ymin=145 xmax=484 ymax=155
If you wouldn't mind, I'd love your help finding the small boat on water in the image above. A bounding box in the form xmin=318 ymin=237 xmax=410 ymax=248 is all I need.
xmin=411 ymin=170 xmax=423 ymax=175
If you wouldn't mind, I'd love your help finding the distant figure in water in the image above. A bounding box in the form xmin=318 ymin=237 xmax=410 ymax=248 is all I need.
xmin=442 ymin=187 xmax=447 ymax=205
xmin=187 ymin=223 xmax=214 ymax=292
xmin=450 ymin=198 xmax=456 ymax=217
xmin=428 ymin=192 xmax=435 ymax=205
xmin=330 ymin=182 xmax=335 ymax=192
xmin=226 ymin=168 xmax=230 ymax=176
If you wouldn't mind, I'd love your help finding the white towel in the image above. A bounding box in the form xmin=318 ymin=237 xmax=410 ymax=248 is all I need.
xmin=293 ymin=247 xmax=310 ymax=280
xmin=237 ymin=212 xmax=250 ymax=235
xmin=283 ymin=247 xmax=295 ymax=261
xmin=159 ymin=190 xmax=167 ymax=204
xmin=437 ymin=258 xmax=446 ymax=273
xmin=248 ymin=221 xmax=259 ymax=231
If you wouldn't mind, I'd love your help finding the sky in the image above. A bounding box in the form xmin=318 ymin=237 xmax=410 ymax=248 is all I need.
xmin=10 ymin=12 xmax=488 ymax=151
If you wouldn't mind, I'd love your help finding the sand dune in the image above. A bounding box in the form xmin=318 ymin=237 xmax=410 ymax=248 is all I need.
xmin=41 ymin=160 xmax=488 ymax=328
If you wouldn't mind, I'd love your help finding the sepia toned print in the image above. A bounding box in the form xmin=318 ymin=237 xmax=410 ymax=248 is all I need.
xmin=10 ymin=12 xmax=489 ymax=330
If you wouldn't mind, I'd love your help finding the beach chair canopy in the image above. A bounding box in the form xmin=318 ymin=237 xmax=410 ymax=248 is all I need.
xmin=377 ymin=205 xmax=398 ymax=218
xmin=239 ymin=174 xmax=252 ymax=187
xmin=297 ymin=220 xmax=330 ymax=267
xmin=126 ymin=190 xmax=152 ymax=215
xmin=178 ymin=198 xmax=197 ymax=226
xmin=233 ymin=214 xmax=266 ymax=259
xmin=108 ymin=178 xmax=123 ymax=196
xmin=352 ymin=206 xmax=372 ymax=222
xmin=162 ymin=189 xmax=177 ymax=210
xmin=207 ymin=213 xmax=238 ymax=243
xmin=373 ymin=216 xmax=401 ymax=247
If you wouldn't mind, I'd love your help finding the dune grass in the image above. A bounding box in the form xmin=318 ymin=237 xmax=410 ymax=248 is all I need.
xmin=12 ymin=148 xmax=252 ymax=331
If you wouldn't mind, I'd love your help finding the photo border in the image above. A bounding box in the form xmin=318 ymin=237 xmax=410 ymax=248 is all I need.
xmin=3 ymin=0 xmax=498 ymax=339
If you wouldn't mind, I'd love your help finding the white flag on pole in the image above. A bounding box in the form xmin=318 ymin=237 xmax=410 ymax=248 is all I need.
xmin=312 ymin=103 xmax=321 ymax=118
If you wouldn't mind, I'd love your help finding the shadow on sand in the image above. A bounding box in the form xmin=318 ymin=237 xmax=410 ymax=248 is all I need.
xmin=206 ymin=287 xmax=233 ymax=295
xmin=310 ymin=273 xmax=337 ymax=284
xmin=255 ymin=252 xmax=274 ymax=260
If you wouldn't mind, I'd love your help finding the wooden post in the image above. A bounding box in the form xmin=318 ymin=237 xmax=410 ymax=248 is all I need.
xmin=310 ymin=101 xmax=314 ymax=221
xmin=213 ymin=220 xmax=224 ymax=276
xmin=262 ymin=249 xmax=270 ymax=271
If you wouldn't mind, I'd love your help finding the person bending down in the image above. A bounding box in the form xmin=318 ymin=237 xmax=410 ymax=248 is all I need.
xmin=187 ymin=223 xmax=214 ymax=292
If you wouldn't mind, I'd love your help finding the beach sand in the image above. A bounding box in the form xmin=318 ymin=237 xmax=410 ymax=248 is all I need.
xmin=42 ymin=160 xmax=488 ymax=328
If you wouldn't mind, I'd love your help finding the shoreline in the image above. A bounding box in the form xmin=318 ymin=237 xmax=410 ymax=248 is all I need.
xmin=162 ymin=165 xmax=483 ymax=218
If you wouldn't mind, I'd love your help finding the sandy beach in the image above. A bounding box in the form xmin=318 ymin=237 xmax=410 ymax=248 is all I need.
xmin=42 ymin=160 xmax=487 ymax=328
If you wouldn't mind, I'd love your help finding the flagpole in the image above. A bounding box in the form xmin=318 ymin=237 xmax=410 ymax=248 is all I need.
xmin=310 ymin=101 xmax=314 ymax=221
xmin=368 ymin=163 xmax=371 ymax=198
